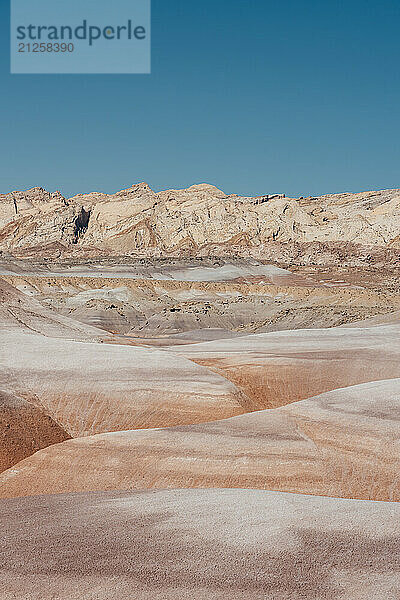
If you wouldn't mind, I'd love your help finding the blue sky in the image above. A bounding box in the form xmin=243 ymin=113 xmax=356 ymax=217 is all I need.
xmin=1 ymin=0 xmax=399 ymax=198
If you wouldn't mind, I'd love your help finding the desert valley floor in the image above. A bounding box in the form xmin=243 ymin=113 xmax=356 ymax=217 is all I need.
xmin=1 ymin=253 xmax=400 ymax=599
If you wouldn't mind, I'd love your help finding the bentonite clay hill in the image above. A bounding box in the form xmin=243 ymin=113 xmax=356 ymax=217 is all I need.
xmin=0 ymin=278 xmax=249 ymax=442
xmin=2 ymin=339 xmax=400 ymax=501
xmin=1 ymin=183 xmax=400 ymax=259
xmin=1 ymin=262 xmax=400 ymax=500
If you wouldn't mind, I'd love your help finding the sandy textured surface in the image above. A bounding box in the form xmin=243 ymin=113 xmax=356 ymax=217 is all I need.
xmin=0 ymin=389 xmax=69 ymax=473
xmin=2 ymin=378 xmax=399 ymax=501
xmin=1 ymin=488 xmax=400 ymax=600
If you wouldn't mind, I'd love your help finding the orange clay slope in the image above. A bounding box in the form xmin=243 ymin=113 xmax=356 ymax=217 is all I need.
xmin=170 ymin=323 xmax=400 ymax=408
xmin=0 ymin=389 xmax=69 ymax=473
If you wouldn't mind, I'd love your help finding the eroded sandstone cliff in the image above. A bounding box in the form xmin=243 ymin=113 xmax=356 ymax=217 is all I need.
xmin=1 ymin=183 xmax=400 ymax=258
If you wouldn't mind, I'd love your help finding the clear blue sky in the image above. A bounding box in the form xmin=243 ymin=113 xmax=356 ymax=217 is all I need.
xmin=1 ymin=0 xmax=399 ymax=198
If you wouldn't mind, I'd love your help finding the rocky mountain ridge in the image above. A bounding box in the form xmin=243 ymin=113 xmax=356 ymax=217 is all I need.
xmin=1 ymin=183 xmax=399 ymax=257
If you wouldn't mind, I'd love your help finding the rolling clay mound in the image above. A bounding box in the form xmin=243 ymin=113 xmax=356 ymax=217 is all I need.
xmin=1 ymin=329 xmax=249 ymax=438
xmin=171 ymin=324 xmax=400 ymax=408
xmin=2 ymin=378 xmax=399 ymax=501
xmin=0 ymin=389 xmax=69 ymax=473
xmin=1 ymin=488 xmax=400 ymax=600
